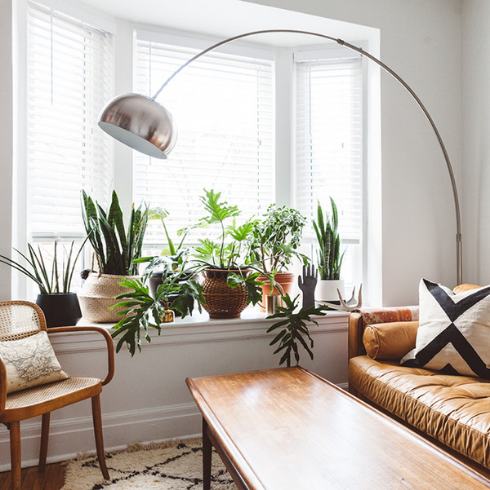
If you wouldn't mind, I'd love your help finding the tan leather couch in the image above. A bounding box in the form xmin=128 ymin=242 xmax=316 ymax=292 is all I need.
xmin=349 ymin=307 xmax=490 ymax=475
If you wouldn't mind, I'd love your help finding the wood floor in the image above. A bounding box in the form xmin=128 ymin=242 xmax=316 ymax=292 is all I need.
xmin=0 ymin=463 xmax=66 ymax=490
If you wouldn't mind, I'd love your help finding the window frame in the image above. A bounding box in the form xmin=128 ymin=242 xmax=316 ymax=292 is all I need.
xmin=14 ymin=0 xmax=115 ymax=298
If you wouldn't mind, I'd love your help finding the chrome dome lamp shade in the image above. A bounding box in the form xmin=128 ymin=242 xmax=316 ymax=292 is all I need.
xmin=98 ymin=93 xmax=177 ymax=159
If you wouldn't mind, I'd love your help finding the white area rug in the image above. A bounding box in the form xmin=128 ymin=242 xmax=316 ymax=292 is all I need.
xmin=61 ymin=438 xmax=237 ymax=490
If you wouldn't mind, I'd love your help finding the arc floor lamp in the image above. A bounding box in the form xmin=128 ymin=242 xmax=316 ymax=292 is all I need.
xmin=98 ymin=29 xmax=463 ymax=285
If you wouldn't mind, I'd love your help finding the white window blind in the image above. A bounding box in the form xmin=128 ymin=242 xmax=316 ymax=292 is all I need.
xmin=134 ymin=35 xmax=274 ymax=248
xmin=295 ymin=53 xmax=363 ymax=285
xmin=26 ymin=1 xmax=114 ymax=239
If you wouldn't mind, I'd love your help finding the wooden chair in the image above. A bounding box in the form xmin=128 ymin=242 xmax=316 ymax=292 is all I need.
xmin=0 ymin=300 xmax=115 ymax=490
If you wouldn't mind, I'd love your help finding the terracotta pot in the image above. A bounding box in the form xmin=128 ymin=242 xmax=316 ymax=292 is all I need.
xmin=78 ymin=273 xmax=139 ymax=323
xmin=257 ymin=271 xmax=296 ymax=311
xmin=201 ymin=269 xmax=249 ymax=319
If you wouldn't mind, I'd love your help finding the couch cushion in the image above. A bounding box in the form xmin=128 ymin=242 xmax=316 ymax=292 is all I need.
xmin=363 ymin=321 xmax=419 ymax=360
xmin=401 ymin=279 xmax=490 ymax=378
xmin=349 ymin=355 xmax=490 ymax=470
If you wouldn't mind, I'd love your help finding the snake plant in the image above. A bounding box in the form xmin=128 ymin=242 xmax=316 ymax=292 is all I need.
xmin=312 ymin=197 xmax=346 ymax=280
xmin=81 ymin=190 xmax=149 ymax=275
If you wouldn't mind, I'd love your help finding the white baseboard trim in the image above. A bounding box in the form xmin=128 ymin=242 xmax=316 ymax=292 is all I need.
xmin=0 ymin=402 xmax=202 ymax=472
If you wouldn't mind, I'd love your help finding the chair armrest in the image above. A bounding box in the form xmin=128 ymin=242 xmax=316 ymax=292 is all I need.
xmin=48 ymin=326 xmax=115 ymax=386
xmin=0 ymin=357 xmax=6 ymax=414
xmin=348 ymin=307 xmax=419 ymax=360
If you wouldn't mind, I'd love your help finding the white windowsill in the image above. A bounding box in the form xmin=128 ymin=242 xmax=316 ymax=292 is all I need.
xmin=49 ymin=306 xmax=350 ymax=354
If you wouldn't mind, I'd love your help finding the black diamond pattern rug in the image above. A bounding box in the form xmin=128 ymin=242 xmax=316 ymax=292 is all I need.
xmin=61 ymin=438 xmax=237 ymax=490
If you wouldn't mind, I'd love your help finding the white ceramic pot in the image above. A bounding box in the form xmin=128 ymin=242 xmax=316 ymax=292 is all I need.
xmin=315 ymin=279 xmax=345 ymax=303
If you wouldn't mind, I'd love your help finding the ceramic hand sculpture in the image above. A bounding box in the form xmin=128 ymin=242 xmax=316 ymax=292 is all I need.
xmin=298 ymin=265 xmax=318 ymax=309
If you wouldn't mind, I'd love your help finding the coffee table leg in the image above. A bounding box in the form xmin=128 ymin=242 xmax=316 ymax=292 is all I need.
xmin=203 ymin=417 xmax=212 ymax=490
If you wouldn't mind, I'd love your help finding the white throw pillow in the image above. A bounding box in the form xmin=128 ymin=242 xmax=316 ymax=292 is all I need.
xmin=401 ymin=278 xmax=490 ymax=378
xmin=0 ymin=331 xmax=70 ymax=393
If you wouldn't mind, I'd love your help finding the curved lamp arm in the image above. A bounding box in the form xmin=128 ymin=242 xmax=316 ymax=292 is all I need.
xmin=98 ymin=29 xmax=462 ymax=284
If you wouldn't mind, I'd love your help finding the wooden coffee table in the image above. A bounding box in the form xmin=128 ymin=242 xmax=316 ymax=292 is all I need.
xmin=186 ymin=366 xmax=490 ymax=490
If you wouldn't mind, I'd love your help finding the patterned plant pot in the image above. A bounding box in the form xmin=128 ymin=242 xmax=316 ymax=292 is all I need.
xmin=201 ymin=269 xmax=249 ymax=319
xmin=78 ymin=273 xmax=139 ymax=323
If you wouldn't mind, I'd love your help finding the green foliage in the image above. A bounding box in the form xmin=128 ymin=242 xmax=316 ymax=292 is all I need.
xmin=267 ymin=294 xmax=328 ymax=367
xmin=227 ymin=271 xmax=265 ymax=306
xmin=81 ymin=190 xmax=149 ymax=275
xmin=312 ymin=197 xmax=346 ymax=280
xmin=148 ymin=207 xmax=193 ymax=258
xmin=193 ymin=189 xmax=253 ymax=270
xmin=134 ymin=249 xmax=189 ymax=283
xmin=0 ymin=240 xmax=87 ymax=294
xmin=249 ymin=204 xmax=309 ymax=274
xmin=110 ymin=272 xmax=205 ymax=356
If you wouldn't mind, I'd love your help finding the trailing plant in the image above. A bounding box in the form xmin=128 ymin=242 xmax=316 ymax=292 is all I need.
xmin=248 ymin=204 xmax=309 ymax=274
xmin=0 ymin=240 xmax=87 ymax=294
xmin=134 ymin=208 xmax=196 ymax=279
xmin=135 ymin=249 xmax=189 ymax=283
xmin=81 ymin=190 xmax=149 ymax=275
xmin=313 ymin=197 xmax=346 ymax=280
xmin=110 ymin=271 xmax=205 ymax=356
xmin=267 ymin=294 xmax=328 ymax=367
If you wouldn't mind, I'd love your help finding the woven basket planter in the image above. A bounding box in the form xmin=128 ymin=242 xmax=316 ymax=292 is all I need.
xmin=78 ymin=273 xmax=138 ymax=323
xmin=201 ymin=269 xmax=249 ymax=319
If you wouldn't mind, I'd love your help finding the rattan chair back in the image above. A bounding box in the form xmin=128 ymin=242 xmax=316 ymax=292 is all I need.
xmin=0 ymin=300 xmax=46 ymax=343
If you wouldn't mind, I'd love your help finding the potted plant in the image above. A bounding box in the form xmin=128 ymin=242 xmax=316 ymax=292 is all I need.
xmin=267 ymin=293 xmax=328 ymax=366
xmin=110 ymin=270 xmax=204 ymax=356
xmin=0 ymin=241 xmax=86 ymax=327
xmin=135 ymin=207 xmax=193 ymax=299
xmin=313 ymin=197 xmax=346 ymax=303
xmin=192 ymin=189 xmax=263 ymax=319
xmin=79 ymin=190 xmax=149 ymax=322
xmin=248 ymin=204 xmax=309 ymax=308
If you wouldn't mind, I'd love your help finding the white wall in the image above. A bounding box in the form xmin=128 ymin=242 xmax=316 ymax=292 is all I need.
xmin=245 ymin=0 xmax=463 ymax=305
xmin=461 ymin=1 xmax=490 ymax=286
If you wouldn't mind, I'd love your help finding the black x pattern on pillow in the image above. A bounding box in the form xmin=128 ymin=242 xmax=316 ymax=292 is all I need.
xmin=401 ymin=279 xmax=490 ymax=378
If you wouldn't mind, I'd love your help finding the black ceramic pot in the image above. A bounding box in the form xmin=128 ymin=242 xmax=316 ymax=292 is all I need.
xmin=36 ymin=292 xmax=82 ymax=328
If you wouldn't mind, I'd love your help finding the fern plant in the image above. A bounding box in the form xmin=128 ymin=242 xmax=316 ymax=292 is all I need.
xmin=81 ymin=190 xmax=149 ymax=275
xmin=313 ymin=197 xmax=346 ymax=281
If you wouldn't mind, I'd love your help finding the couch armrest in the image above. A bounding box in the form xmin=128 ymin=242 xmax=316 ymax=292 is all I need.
xmin=348 ymin=307 xmax=419 ymax=359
